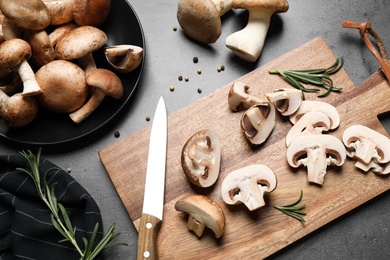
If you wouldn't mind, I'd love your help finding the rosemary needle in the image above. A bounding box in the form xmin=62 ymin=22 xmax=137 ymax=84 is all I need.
xmin=274 ymin=190 xmax=306 ymax=223
xmin=269 ymin=58 xmax=344 ymax=98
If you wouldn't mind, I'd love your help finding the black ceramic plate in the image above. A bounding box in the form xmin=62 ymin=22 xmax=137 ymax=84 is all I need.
xmin=0 ymin=0 xmax=145 ymax=145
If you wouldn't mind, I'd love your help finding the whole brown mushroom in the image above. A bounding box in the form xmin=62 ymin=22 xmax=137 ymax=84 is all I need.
xmin=72 ymin=0 xmax=111 ymax=27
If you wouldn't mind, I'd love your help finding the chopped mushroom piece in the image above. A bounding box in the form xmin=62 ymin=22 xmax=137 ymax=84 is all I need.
xmin=287 ymin=134 xmax=346 ymax=185
xmin=225 ymin=0 xmax=289 ymax=62
xmin=241 ymin=101 xmax=276 ymax=145
xmin=289 ymin=100 xmax=340 ymax=130
xmin=342 ymin=125 xmax=390 ymax=173
xmin=265 ymin=88 xmax=302 ymax=116
xmin=181 ymin=130 xmax=221 ymax=188
xmin=105 ymin=45 xmax=143 ymax=73
xmin=228 ymin=81 xmax=263 ymax=112
xmin=177 ymin=0 xmax=233 ymax=44
xmin=285 ymin=111 xmax=331 ymax=147
xmin=175 ymin=194 xmax=225 ymax=238
xmin=69 ymin=68 xmax=123 ymax=124
xmin=221 ymin=164 xmax=277 ymax=211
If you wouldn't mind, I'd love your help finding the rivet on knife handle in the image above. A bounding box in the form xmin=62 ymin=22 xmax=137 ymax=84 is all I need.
xmin=137 ymin=213 xmax=162 ymax=259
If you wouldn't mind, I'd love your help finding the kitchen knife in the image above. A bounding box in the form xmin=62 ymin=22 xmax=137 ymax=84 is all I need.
xmin=137 ymin=96 xmax=167 ymax=260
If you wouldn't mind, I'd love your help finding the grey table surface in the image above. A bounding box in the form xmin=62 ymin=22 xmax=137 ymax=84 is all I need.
xmin=1 ymin=0 xmax=390 ymax=259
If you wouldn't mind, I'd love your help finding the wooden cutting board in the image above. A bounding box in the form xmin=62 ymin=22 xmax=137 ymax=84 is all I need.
xmin=99 ymin=37 xmax=390 ymax=259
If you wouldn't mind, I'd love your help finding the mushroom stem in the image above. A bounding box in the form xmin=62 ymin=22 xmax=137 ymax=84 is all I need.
xmin=304 ymin=145 xmax=327 ymax=185
xmin=236 ymin=177 xmax=268 ymax=210
xmin=18 ymin=60 xmax=41 ymax=96
xmin=213 ymin=0 xmax=233 ymax=15
xmin=69 ymin=88 xmax=105 ymax=124
xmin=226 ymin=8 xmax=273 ymax=62
xmin=187 ymin=215 xmax=207 ymax=237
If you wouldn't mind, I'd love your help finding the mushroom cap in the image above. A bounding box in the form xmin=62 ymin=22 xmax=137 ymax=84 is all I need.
xmin=36 ymin=60 xmax=88 ymax=113
xmin=342 ymin=124 xmax=390 ymax=164
xmin=221 ymin=164 xmax=277 ymax=211
xmin=104 ymin=45 xmax=144 ymax=73
xmin=285 ymin=110 xmax=331 ymax=147
xmin=289 ymin=100 xmax=340 ymax=130
xmin=181 ymin=129 xmax=221 ymax=188
xmin=86 ymin=68 xmax=123 ymax=99
xmin=228 ymin=81 xmax=263 ymax=112
xmin=232 ymin=0 xmax=289 ymax=13
xmin=43 ymin=0 xmax=74 ymax=25
xmin=177 ymin=0 xmax=222 ymax=44
xmin=55 ymin=26 xmax=107 ymax=60
xmin=241 ymin=101 xmax=276 ymax=145
xmin=0 ymin=92 xmax=39 ymax=127
xmin=265 ymin=88 xmax=302 ymax=116
xmin=175 ymin=194 xmax=225 ymax=238
xmin=0 ymin=39 xmax=32 ymax=79
xmin=0 ymin=0 xmax=51 ymax=30
xmin=72 ymin=0 xmax=111 ymax=27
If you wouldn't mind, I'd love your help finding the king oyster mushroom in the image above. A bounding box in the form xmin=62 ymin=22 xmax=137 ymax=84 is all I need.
xmin=241 ymin=101 xmax=276 ymax=145
xmin=181 ymin=130 xmax=221 ymax=188
xmin=287 ymin=134 xmax=346 ymax=185
xmin=221 ymin=164 xmax=277 ymax=211
xmin=175 ymin=194 xmax=225 ymax=238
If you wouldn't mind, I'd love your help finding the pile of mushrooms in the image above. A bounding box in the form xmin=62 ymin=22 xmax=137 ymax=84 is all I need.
xmin=0 ymin=0 xmax=143 ymax=127
xmin=177 ymin=0 xmax=289 ymax=62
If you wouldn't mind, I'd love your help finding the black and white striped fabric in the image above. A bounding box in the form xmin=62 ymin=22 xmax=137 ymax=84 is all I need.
xmin=0 ymin=154 xmax=104 ymax=259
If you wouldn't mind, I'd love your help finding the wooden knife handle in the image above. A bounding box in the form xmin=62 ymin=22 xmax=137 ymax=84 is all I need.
xmin=137 ymin=213 xmax=162 ymax=260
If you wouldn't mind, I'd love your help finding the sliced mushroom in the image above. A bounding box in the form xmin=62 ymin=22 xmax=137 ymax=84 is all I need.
xmin=36 ymin=60 xmax=88 ymax=113
xmin=181 ymin=130 xmax=221 ymax=188
xmin=0 ymin=89 xmax=39 ymax=127
xmin=285 ymin=111 xmax=331 ymax=147
xmin=104 ymin=45 xmax=143 ymax=73
xmin=342 ymin=124 xmax=390 ymax=165
xmin=177 ymin=0 xmax=233 ymax=44
xmin=241 ymin=101 xmax=275 ymax=145
xmin=221 ymin=164 xmax=277 ymax=211
xmin=354 ymin=160 xmax=390 ymax=175
xmin=287 ymin=134 xmax=346 ymax=185
xmin=265 ymin=88 xmax=302 ymax=116
xmin=228 ymin=81 xmax=263 ymax=112
xmin=289 ymin=100 xmax=340 ymax=130
xmin=69 ymin=68 xmax=123 ymax=124
xmin=175 ymin=194 xmax=225 ymax=238
xmin=0 ymin=0 xmax=51 ymax=30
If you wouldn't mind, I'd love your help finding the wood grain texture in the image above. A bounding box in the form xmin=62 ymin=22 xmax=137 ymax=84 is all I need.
xmin=99 ymin=37 xmax=390 ymax=259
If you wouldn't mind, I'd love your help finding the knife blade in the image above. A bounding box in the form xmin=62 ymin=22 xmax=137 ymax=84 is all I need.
xmin=137 ymin=96 xmax=167 ymax=260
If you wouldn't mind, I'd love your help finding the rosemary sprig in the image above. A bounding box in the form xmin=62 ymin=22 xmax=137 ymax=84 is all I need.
xmin=269 ymin=58 xmax=344 ymax=98
xmin=17 ymin=148 xmax=127 ymax=260
xmin=274 ymin=190 xmax=306 ymax=222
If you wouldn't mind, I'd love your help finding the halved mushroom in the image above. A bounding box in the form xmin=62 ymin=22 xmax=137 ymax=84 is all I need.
xmin=285 ymin=111 xmax=331 ymax=147
xmin=0 ymin=89 xmax=39 ymax=127
xmin=221 ymin=164 xmax=277 ymax=211
xmin=287 ymin=134 xmax=346 ymax=185
xmin=289 ymin=100 xmax=340 ymax=130
xmin=241 ymin=101 xmax=275 ymax=145
xmin=104 ymin=45 xmax=143 ymax=73
xmin=181 ymin=130 xmax=221 ymax=188
xmin=342 ymin=124 xmax=390 ymax=168
xmin=228 ymin=81 xmax=263 ymax=112
xmin=265 ymin=88 xmax=302 ymax=116
xmin=175 ymin=194 xmax=225 ymax=238
xmin=177 ymin=0 xmax=233 ymax=44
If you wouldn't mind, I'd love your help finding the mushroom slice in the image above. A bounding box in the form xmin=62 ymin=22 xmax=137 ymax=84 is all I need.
xmin=105 ymin=45 xmax=143 ymax=73
xmin=287 ymin=134 xmax=346 ymax=185
xmin=354 ymin=160 xmax=390 ymax=175
xmin=225 ymin=0 xmax=289 ymax=62
xmin=181 ymin=130 xmax=221 ymax=188
xmin=241 ymin=101 xmax=276 ymax=145
xmin=221 ymin=164 xmax=277 ymax=211
xmin=289 ymin=100 xmax=340 ymax=130
xmin=285 ymin=111 xmax=331 ymax=147
xmin=342 ymin=124 xmax=390 ymax=165
xmin=265 ymin=88 xmax=302 ymax=116
xmin=175 ymin=195 xmax=225 ymax=238
xmin=228 ymin=81 xmax=263 ymax=112
xmin=177 ymin=0 xmax=233 ymax=44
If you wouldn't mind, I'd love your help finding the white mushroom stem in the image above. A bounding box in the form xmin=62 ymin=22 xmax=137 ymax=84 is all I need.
xmin=234 ymin=177 xmax=268 ymax=210
xmin=69 ymin=88 xmax=105 ymax=124
xmin=302 ymin=145 xmax=329 ymax=185
xmin=18 ymin=60 xmax=41 ymax=96
xmin=226 ymin=8 xmax=274 ymax=62
xmin=213 ymin=0 xmax=233 ymax=15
